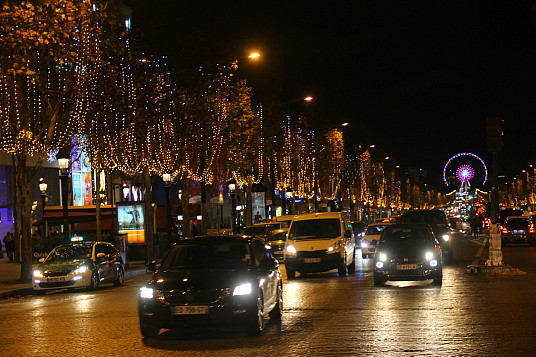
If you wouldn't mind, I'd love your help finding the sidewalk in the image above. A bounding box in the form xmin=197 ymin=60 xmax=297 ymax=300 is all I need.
xmin=0 ymin=255 xmax=150 ymax=300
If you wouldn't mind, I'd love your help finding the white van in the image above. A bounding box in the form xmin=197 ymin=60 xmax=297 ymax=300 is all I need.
xmin=284 ymin=212 xmax=356 ymax=278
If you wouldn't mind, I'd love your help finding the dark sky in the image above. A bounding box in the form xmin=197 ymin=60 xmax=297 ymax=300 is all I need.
xmin=124 ymin=0 xmax=536 ymax=188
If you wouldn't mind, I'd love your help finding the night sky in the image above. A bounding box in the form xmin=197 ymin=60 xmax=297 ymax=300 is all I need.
xmin=124 ymin=0 xmax=536 ymax=189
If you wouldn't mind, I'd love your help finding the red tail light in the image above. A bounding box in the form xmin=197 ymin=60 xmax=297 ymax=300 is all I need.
xmin=501 ymin=226 xmax=508 ymax=234
xmin=529 ymin=224 xmax=535 ymax=234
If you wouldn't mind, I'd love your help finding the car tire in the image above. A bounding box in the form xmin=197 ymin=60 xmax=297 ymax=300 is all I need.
xmin=269 ymin=283 xmax=283 ymax=320
xmin=246 ymin=293 xmax=264 ymax=335
xmin=347 ymin=257 xmax=356 ymax=274
xmin=338 ymin=258 xmax=348 ymax=277
xmin=88 ymin=270 xmax=99 ymax=290
xmin=286 ymin=268 xmax=296 ymax=279
xmin=113 ymin=267 xmax=124 ymax=287
xmin=139 ymin=319 xmax=160 ymax=338
xmin=373 ymin=273 xmax=386 ymax=286
xmin=433 ymin=270 xmax=443 ymax=286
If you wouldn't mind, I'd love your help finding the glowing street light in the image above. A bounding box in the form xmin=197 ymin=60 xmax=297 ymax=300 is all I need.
xmin=248 ymin=52 xmax=261 ymax=60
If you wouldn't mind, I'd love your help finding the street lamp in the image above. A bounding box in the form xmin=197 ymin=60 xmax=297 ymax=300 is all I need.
xmin=39 ymin=178 xmax=47 ymax=239
xmin=163 ymin=173 xmax=172 ymax=243
xmin=57 ymin=156 xmax=70 ymax=240
xmin=228 ymin=180 xmax=237 ymax=233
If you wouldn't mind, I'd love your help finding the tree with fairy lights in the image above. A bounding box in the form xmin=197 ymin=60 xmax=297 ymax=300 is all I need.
xmin=0 ymin=1 xmax=120 ymax=281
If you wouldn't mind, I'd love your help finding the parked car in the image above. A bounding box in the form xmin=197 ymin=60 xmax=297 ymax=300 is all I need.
xmin=400 ymin=210 xmax=453 ymax=263
xmin=266 ymin=228 xmax=288 ymax=262
xmin=373 ymin=223 xmax=443 ymax=286
xmin=32 ymin=241 xmax=124 ymax=294
xmin=500 ymin=216 xmax=536 ymax=246
xmin=351 ymin=221 xmax=367 ymax=245
xmin=138 ymin=235 xmax=283 ymax=337
xmin=361 ymin=223 xmax=392 ymax=259
xmin=284 ymin=211 xmax=356 ymax=278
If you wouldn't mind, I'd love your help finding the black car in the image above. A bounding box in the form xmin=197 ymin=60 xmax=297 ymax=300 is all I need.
xmin=373 ymin=224 xmax=443 ymax=286
xmin=400 ymin=210 xmax=453 ymax=263
xmin=138 ymin=236 xmax=283 ymax=338
xmin=500 ymin=216 xmax=535 ymax=245
xmin=266 ymin=228 xmax=288 ymax=261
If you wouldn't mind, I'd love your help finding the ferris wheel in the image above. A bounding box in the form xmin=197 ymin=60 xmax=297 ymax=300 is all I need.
xmin=443 ymin=153 xmax=488 ymax=192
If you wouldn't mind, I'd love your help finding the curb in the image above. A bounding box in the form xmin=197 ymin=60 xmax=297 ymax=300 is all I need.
xmin=0 ymin=268 xmax=149 ymax=300
xmin=466 ymin=264 xmax=526 ymax=275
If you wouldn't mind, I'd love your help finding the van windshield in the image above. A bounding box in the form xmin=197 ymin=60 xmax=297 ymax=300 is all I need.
xmin=289 ymin=219 xmax=341 ymax=240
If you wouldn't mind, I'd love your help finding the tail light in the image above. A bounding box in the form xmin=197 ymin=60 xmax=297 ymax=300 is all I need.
xmin=529 ymin=224 xmax=535 ymax=234
xmin=501 ymin=226 xmax=508 ymax=234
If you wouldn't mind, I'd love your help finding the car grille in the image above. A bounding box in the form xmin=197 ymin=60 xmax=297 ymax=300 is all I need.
xmin=297 ymin=250 xmax=327 ymax=258
xmin=44 ymin=271 xmax=70 ymax=277
xmin=157 ymin=289 xmax=230 ymax=305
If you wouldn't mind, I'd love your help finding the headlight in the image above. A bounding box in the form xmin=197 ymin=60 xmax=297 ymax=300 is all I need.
xmin=233 ymin=282 xmax=252 ymax=296
xmin=286 ymin=245 xmax=297 ymax=254
xmin=442 ymin=234 xmax=450 ymax=242
xmin=327 ymin=242 xmax=339 ymax=253
xmin=379 ymin=253 xmax=387 ymax=262
xmin=361 ymin=241 xmax=369 ymax=248
xmin=375 ymin=261 xmax=384 ymax=269
xmin=72 ymin=266 xmax=88 ymax=275
xmin=139 ymin=286 xmax=154 ymax=299
xmin=430 ymin=259 xmax=438 ymax=267
xmin=425 ymin=252 xmax=434 ymax=260
xmin=33 ymin=270 xmax=44 ymax=278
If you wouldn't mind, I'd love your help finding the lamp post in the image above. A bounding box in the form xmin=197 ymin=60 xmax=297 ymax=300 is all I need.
xmin=39 ymin=178 xmax=48 ymax=239
xmin=58 ymin=157 xmax=70 ymax=240
xmin=228 ymin=180 xmax=237 ymax=233
xmin=163 ymin=173 xmax=172 ymax=243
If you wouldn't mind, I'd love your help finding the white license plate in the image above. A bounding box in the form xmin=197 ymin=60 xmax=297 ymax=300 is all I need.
xmin=172 ymin=306 xmax=209 ymax=315
xmin=397 ymin=264 xmax=418 ymax=270
xmin=303 ymin=258 xmax=321 ymax=263
xmin=47 ymin=277 xmax=65 ymax=283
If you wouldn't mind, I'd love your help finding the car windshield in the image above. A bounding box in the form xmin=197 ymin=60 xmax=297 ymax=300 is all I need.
xmin=505 ymin=218 xmax=530 ymax=227
xmin=161 ymin=243 xmax=251 ymax=269
xmin=289 ymin=219 xmax=340 ymax=240
xmin=46 ymin=244 xmax=92 ymax=262
xmin=381 ymin=226 xmax=433 ymax=242
xmin=365 ymin=225 xmax=388 ymax=235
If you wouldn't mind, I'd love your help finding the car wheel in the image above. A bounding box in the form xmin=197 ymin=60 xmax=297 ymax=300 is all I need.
xmin=286 ymin=268 xmax=296 ymax=279
xmin=88 ymin=270 xmax=99 ymax=290
xmin=433 ymin=270 xmax=443 ymax=286
xmin=113 ymin=267 xmax=124 ymax=287
xmin=338 ymin=258 xmax=348 ymax=277
xmin=139 ymin=319 xmax=159 ymax=338
xmin=269 ymin=283 xmax=283 ymax=320
xmin=347 ymin=257 xmax=356 ymax=274
xmin=246 ymin=293 xmax=264 ymax=335
xmin=373 ymin=273 xmax=386 ymax=286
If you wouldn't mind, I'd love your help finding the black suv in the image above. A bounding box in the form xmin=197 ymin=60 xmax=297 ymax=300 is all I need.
xmin=400 ymin=210 xmax=453 ymax=263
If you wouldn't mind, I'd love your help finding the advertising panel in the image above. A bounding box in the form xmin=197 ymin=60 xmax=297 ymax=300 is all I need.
xmin=251 ymin=192 xmax=266 ymax=223
xmin=117 ymin=203 xmax=146 ymax=244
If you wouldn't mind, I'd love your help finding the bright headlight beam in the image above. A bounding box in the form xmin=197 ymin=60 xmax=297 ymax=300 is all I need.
xmin=286 ymin=245 xmax=297 ymax=254
xmin=233 ymin=282 xmax=252 ymax=296
xmin=442 ymin=234 xmax=450 ymax=242
xmin=425 ymin=252 xmax=434 ymax=260
xmin=140 ymin=286 xmax=154 ymax=299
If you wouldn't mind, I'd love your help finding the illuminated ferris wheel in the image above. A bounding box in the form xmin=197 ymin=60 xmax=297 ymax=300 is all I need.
xmin=443 ymin=153 xmax=488 ymax=193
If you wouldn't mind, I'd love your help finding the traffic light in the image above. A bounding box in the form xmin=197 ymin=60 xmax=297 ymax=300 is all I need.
xmin=486 ymin=117 xmax=503 ymax=152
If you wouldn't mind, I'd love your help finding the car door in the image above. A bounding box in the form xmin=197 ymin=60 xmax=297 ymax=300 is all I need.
xmin=103 ymin=243 xmax=121 ymax=282
xmin=252 ymin=240 xmax=277 ymax=310
xmin=94 ymin=243 xmax=110 ymax=282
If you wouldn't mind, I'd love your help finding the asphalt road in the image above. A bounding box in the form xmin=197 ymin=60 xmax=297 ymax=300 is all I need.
xmin=1 ymin=233 xmax=535 ymax=356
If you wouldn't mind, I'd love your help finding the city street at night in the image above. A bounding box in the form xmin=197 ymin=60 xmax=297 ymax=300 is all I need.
xmin=1 ymin=234 xmax=536 ymax=356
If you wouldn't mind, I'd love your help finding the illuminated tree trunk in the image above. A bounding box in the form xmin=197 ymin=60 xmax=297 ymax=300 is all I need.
xmin=144 ymin=169 xmax=154 ymax=262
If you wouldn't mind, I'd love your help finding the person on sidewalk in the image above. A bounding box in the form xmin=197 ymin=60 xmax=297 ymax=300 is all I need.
xmin=3 ymin=232 xmax=15 ymax=262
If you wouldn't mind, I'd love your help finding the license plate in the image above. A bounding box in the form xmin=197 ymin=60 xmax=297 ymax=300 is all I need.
xmin=303 ymin=258 xmax=321 ymax=263
xmin=47 ymin=277 xmax=65 ymax=283
xmin=172 ymin=306 xmax=209 ymax=315
xmin=513 ymin=230 xmax=525 ymax=234
xmin=397 ymin=264 xmax=417 ymax=270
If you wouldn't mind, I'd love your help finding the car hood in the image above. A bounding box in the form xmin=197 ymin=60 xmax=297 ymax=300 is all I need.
xmin=378 ymin=241 xmax=437 ymax=259
xmin=38 ymin=259 xmax=92 ymax=272
xmin=148 ymin=268 xmax=257 ymax=291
